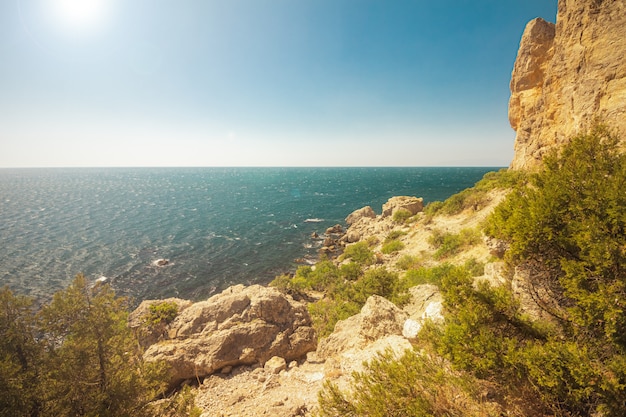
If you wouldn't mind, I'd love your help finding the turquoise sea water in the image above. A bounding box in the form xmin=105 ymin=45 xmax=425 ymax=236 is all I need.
xmin=0 ymin=167 xmax=499 ymax=302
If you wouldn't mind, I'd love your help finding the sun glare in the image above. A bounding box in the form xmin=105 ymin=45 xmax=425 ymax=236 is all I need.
xmin=46 ymin=0 xmax=112 ymax=32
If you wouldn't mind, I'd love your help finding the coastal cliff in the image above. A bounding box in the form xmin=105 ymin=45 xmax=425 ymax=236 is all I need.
xmin=509 ymin=0 xmax=626 ymax=169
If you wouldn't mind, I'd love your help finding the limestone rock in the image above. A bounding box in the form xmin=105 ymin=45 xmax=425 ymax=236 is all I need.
xmin=381 ymin=196 xmax=424 ymax=218
xmin=317 ymin=295 xmax=408 ymax=359
xmin=402 ymin=284 xmax=443 ymax=322
xmin=141 ymin=285 xmax=317 ymax=387
xmin=345 ymin=206 xmax=376 ymax=226
xmin=509 ymin=0 xmax=626 ymax=169
xmin=264 ymin=356 xmax=287 ymax=374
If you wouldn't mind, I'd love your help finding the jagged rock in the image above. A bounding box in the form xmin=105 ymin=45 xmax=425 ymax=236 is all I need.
xmin=343 ymin=230 xmax=361 ymax=243
xmin=317 ymin=295 xmax=408 ymax=360
xmin=381 ymin=196 xmax=424 ymax=218
xmin=141 ymin=285 xmax=317 ymax=387
xmin=509 ymin=0 xmax=626 ymax=169
xmin=345 ymin=206 xmax=376 ymax=225
xmin=325 ymin=224 xmax=343 ymax=235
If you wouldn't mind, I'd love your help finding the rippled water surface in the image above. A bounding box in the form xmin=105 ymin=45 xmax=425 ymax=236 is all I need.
xmin=0 ymin=167 xmax=498 ymax=302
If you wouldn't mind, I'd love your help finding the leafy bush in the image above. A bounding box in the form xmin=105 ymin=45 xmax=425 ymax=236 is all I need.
xmin=341 ymin=242 xmax=376 ymax=266
xmin=318 ymin=348 xmax=500 ymax=417
xmin=428 ymin=228 xmax=480 ymax=259
xmin=147 ymin=301 xmax=179 ymax=326
xmin=381 ymin=239 xmax=404 ymax=254
xmin=403 ymin=263 xmax=459 ymax=287
xmin=396 ymin=254 xmax=422 ymax=270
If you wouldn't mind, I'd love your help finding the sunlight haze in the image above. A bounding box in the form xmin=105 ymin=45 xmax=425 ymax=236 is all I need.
xmin=1 ymin=1 xmax=558 ymax=167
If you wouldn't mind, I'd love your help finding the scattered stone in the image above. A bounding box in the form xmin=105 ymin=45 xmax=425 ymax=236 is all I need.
xmin=264 ymin=356 xmax=287 ymax=375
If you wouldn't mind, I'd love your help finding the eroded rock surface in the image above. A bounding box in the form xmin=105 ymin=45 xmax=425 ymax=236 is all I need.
xmin=139 ymin=285 xmax=317 ymax=387
xmin=509 ymin=0 xmax=626 ymax=169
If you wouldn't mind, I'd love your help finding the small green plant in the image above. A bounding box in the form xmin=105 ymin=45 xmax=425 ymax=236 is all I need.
xmin=392 ymin=208 xmax=413 ymax=224
xmin=403 ymin=263 xmax=458 ymax=287
xmin=381 ymin=239 xmax=405 ymax=254
xmin=146 ymin=301 xmax=179 ymax=326
xmin=428 ymin=228 xmax=480 ymax=259
xmin=396 ymin=254 xmax=422 ymax=270
xmin=385 ymin=230 xmax=407 ymax=241
xmin=150 ymin=385 xmax=203 ymax=417
xmin=463 ymin=257 xmax=485 ymax=277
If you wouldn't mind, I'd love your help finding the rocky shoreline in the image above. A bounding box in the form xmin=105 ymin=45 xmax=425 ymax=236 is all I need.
xmin=130 ymin=194 xmax=483 ymax=416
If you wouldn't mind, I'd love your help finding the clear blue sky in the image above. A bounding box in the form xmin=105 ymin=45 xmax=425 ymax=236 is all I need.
xmin=0 ymin=0 xmax=557 ymax=167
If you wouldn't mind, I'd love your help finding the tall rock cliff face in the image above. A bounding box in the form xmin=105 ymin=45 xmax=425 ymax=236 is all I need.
xmin=509 ymin=0 xmax=626 ymax=169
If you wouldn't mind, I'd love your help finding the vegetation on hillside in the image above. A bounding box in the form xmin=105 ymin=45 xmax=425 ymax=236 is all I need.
xmin=318 ymin=126 xmax=626 ymax=416
xmin=424 ymin=168 xmax=527 ymax=218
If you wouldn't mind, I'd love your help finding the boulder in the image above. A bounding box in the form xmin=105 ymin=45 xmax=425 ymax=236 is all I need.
xmin=325 ymin=224 xmax=343 ymax=235
xmin=345 ymin=206 xmax=376 ymax=225
xmin=141 ymin=285 xmax=317 ymax=387
xmin=264 ymin=356 xmax=287 ymax=374
xmin=317 ymin=295 xmax=408 ymax=360
xmin=381 ymin=196 xmax=424 ymax=218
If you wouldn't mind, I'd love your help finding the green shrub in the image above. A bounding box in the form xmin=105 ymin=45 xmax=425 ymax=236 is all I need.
xmin=381 ymin=239 xmax=404 ymax=254
xmin=318 ymin=348 xmax=499 ymax=417
xmin=403 ymin=263 xmax=458 ymax=287
xmin=396 ymin=254 xmax=422 ymax=270
xmin=463 ymin=257 xmax=485 ymax=277
xmin=339 ymin=262 xmax=362 ymax=281
xmin=146 ymin=301 xmax=179 ymax=326
xmin=308 ymin=299 xmax=361 ymax=338
xmin=392 ymin=208 xmax=413 ymax=224
xmin=385 ymin=230 xmax=407 ymax=241
xmin=425 ymin=169 xmax=527 ymax=217
xmin=341 ymin=242 xmax=375 ymax=266
xmin=428 ymin=228 xmax=480 ymax=259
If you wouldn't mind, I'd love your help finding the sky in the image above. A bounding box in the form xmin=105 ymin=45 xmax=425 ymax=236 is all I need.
xmin=0 ymin=0 xmax=558 ymax=167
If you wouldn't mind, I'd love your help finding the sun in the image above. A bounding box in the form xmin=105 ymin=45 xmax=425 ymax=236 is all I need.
xmin=46 ymin=0 xmax=112 ymax=32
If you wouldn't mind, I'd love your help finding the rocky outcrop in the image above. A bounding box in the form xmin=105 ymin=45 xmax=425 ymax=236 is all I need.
xmin=509 ymin=0 xmax=626 ymax=169
xmin=381 ymin=196 xmax=424 ymax=218
xmin=345 ymin=206 xmax=376 ymax=226
xmin=341 ymin=196 xmax=424 ymax=246
xmin=317 ymin=295 xmax=409 ymax=359
xmin=140 ymin=285 xmax=317 ymax=387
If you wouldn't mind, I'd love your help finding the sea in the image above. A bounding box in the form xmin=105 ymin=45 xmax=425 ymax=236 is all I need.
xmin=0 ymin=167 xmax=499 ymax=303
